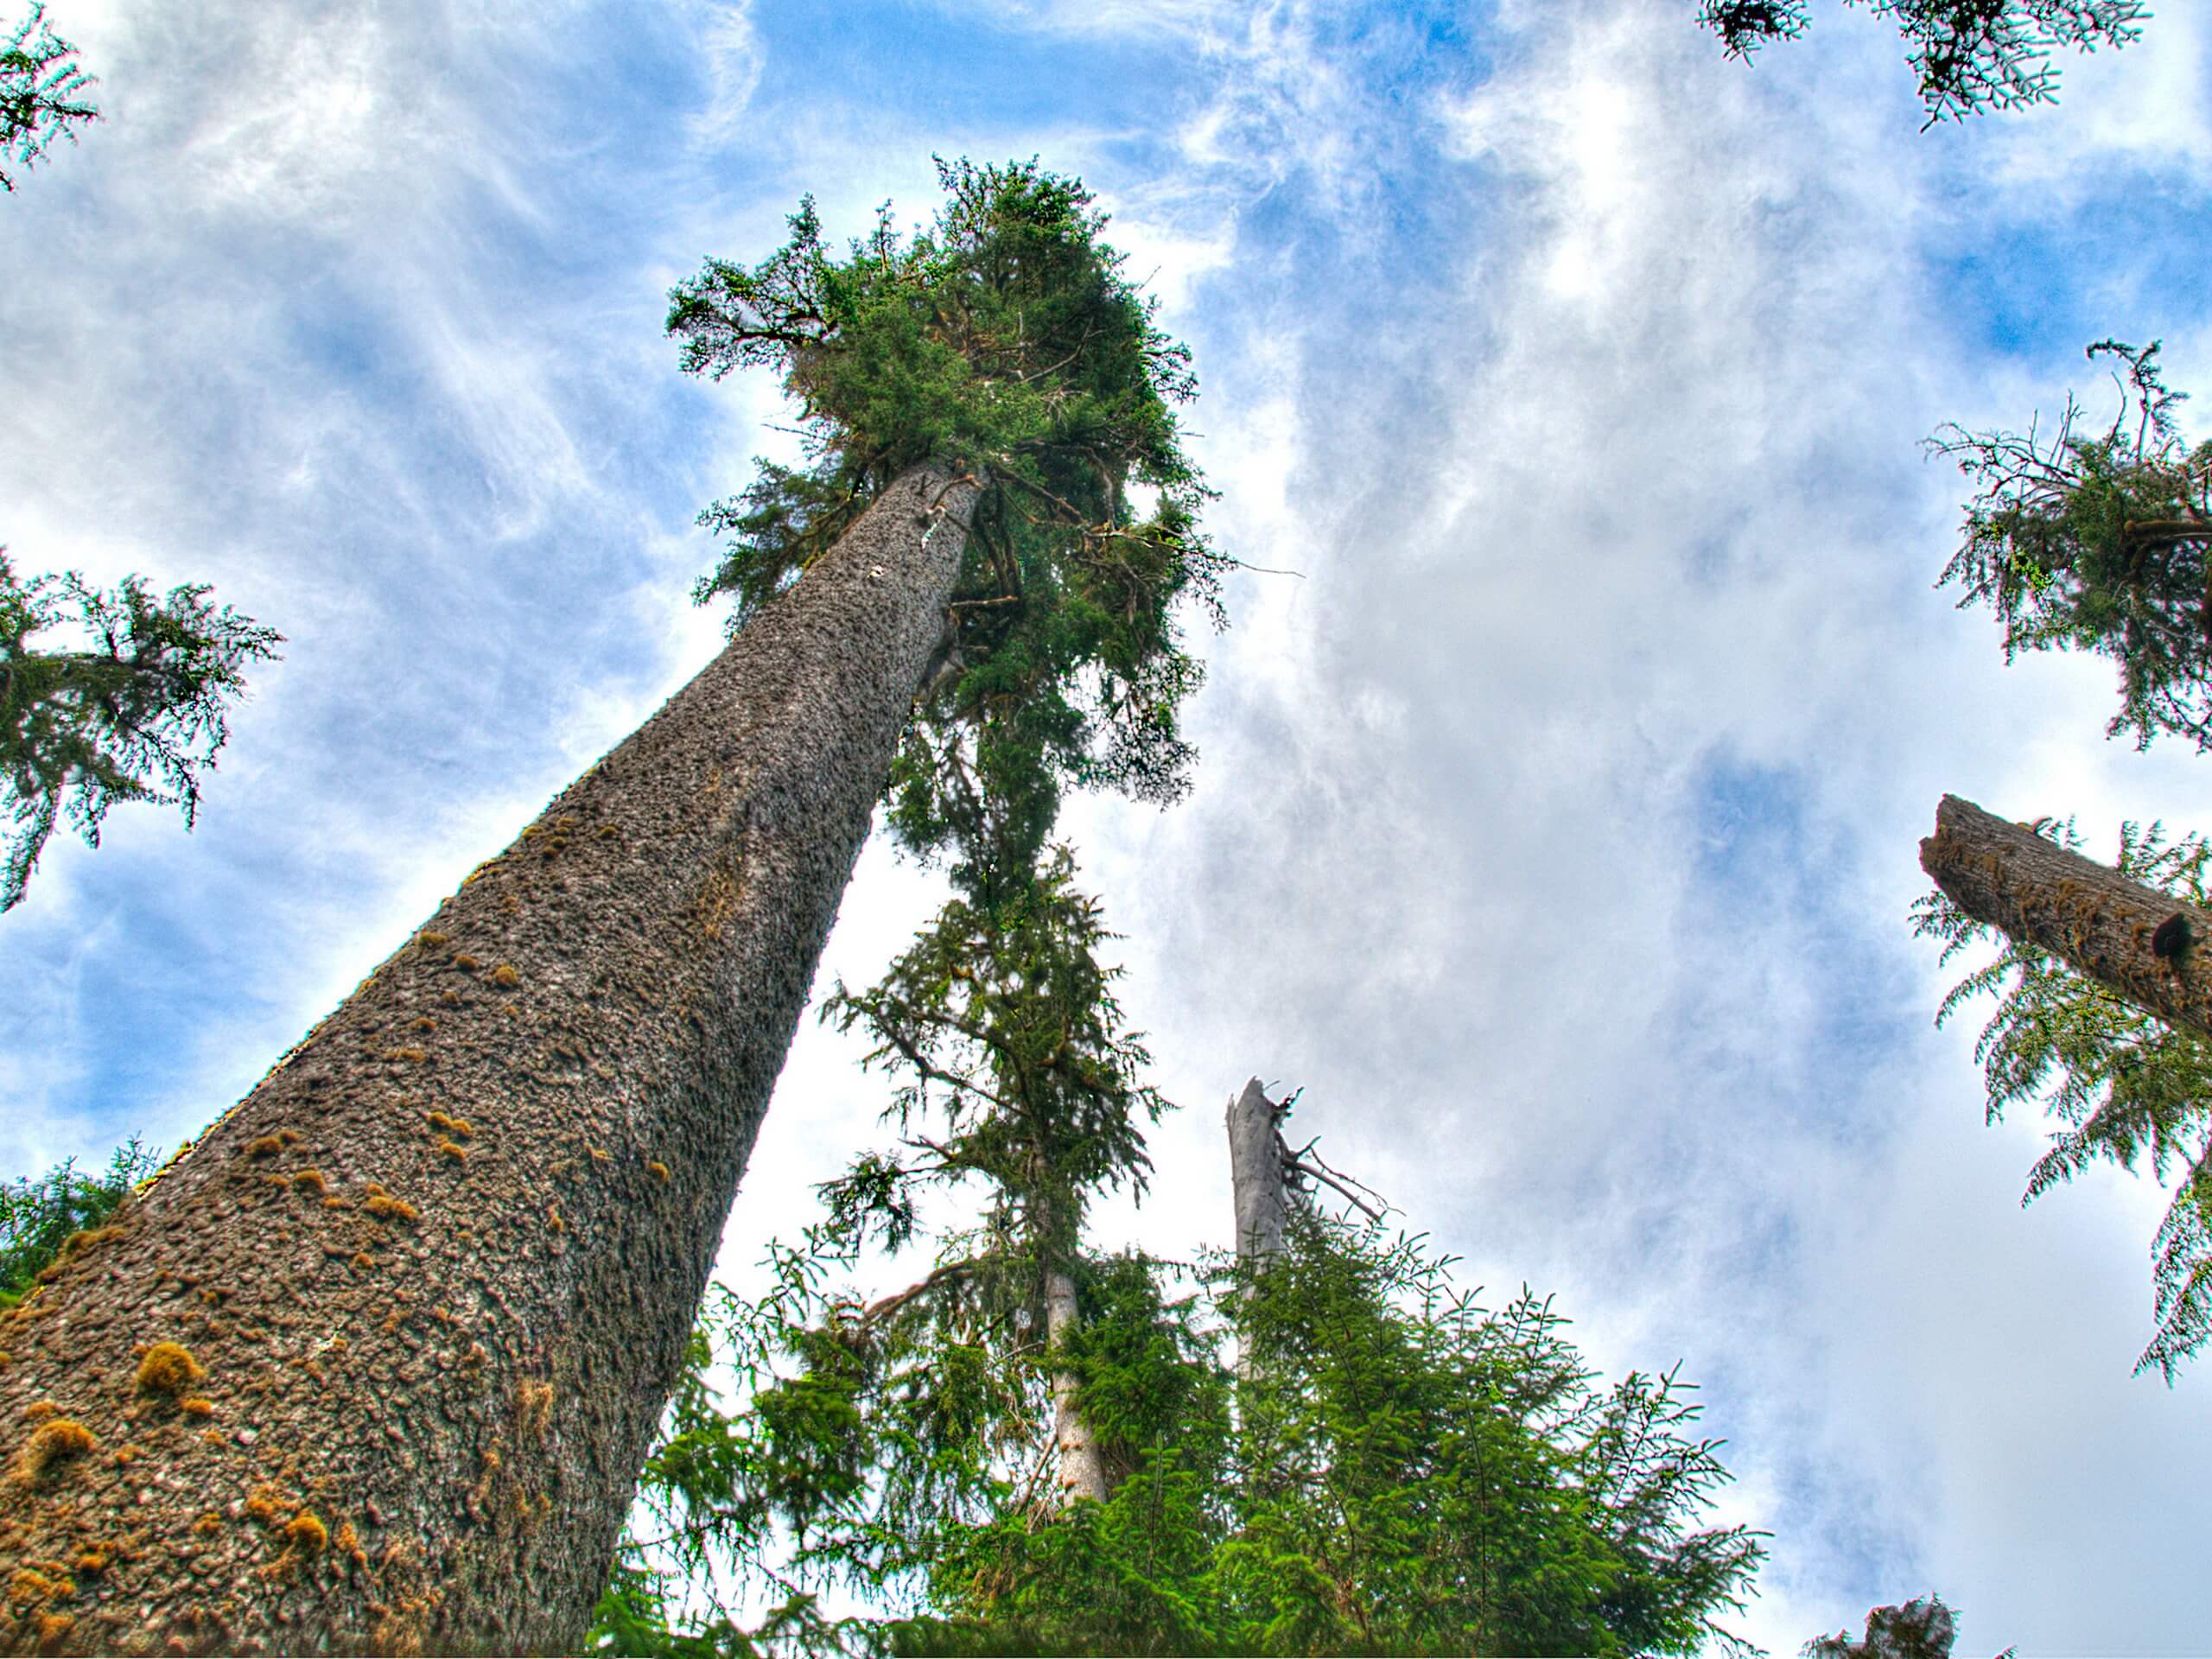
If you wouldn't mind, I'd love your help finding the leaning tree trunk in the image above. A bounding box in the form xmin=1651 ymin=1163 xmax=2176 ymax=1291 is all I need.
xmin=1920 ymin=792 xmax=2212 ymax=1041
xmin=0 ymin=463 xmax=981 ymax=1656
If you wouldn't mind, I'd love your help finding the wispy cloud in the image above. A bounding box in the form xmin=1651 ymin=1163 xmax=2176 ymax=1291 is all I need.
xmin=4 ymin=0 xmax=2209 ymax=1649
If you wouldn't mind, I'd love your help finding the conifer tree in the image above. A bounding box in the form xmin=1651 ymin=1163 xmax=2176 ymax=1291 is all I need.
xmin=0 ymin=159 xmax=1219 ymax=1655
xmin=1 ymin=552 xmax=282 ymax=911
xmin=1692 ymin=0 xmax=2149 ymax=125
xmin=0 ymin=2 xmax=94 ymax=192
xmin=594 ymin=1067 xmax=1766 ymax=1656
xmin=1914 ymin=346 xmax=2212 ymax=1380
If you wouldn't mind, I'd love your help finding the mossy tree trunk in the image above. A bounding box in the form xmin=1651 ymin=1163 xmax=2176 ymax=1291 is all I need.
xmin=0 ymin=464 xmax=981 ymax=1656
xmin=1920 ymin=792 xmax=2212 ymax=1040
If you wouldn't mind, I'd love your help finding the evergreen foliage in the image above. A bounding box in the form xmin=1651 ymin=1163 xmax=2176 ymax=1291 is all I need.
xmin=0 ymin=1136 xmax=159 ymax=1308
xmin=0 ymin=2 xmax=94 ymax=192
xmin=668 ymin=156 xmax=1227 ymax=875
xmin=1 ymin=550 xmax=283 ymax=911
xmin=1930 ymin=340 xmax=2212 ymax=753
xmin=1912 ymin=816 xmax=2212 ymax=1380
xmin=593 ymin=1205 xmax=1764 ymax=1656
xmin=1694 ymin=0 xmax=2148 ymax=125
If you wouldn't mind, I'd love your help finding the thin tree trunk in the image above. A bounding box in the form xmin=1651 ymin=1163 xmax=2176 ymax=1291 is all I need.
xmin=1920 ymin=792 xmax=2212 ymax=1041
xmin=1225 ymin=1077 xmax=1289 ymax=1384
xmin=1043 ymin=1268 xmax=1108 ymax=1506
xmin=0 ymin=463 xmax=981 ymax=1656
xmin=1226 ymin=1077 xmax=1288 ymax=1271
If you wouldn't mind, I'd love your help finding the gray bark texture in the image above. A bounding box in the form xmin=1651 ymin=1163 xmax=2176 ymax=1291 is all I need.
xmin=0 ymin=463 xmax=981 ymax=1656
xmin=1043 ymin=1268 xmax=1107 ymax=1507
xmin=1225 ymin=1077 xmax=1287 ymax=1271
xmin=1919 ymin=792 xmax=2212 ymax=1042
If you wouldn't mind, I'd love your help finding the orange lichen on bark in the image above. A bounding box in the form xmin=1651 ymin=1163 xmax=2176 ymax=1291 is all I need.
xmin=352 ymin=1253 xmax=377 ymax=1272
xmin=451 ymin=953 xmax=481 ymax=971
xmin=388 ymin=1048 xmax=429 ymax=1065
xmin=646 ymin=1161 xmax=671 ymax=1184
xmin=192 ymin=1511 xmax=221 ymax=1536
xmin=588 ymin=1146 xmax=610 ymax=1165
xmin=362 ymin=1185 xmax=419 ymax=1224
xmin=545 ymin=1205 xmax=565 ymax=1234
xmin=412 ymin=1017 xmax=437 ymax=1033
xmin=518 ymin=1380 xmax=553 ymax=1440
xmin=10 ymin=1419 xmax=97 ymax=1486
xmin=291 ymin=1169 xmax=327 ymax=1194
xmin=490 ymin=963 xmax=519 ymax=988
xmin=21 ymin=1400 xmax=56 ymax=1421
xmin=33 ymin=1611 xmax=73 ymax=1652
xmin=434 ymin=1139 xmax=468 ymax=1163
xmin=285 ymin=1511 xmax=327 ymax=1553
xmin=245 ymin=1135 xmax=286 ymax=1159
xmin=180 ymin=1397 xmax=215 ymax=1417
xmin=426 ymin=1110 xmax=474 ymax=1138
xmin=137 ymin=1342 xmax=207 ymax=1395
xmin=417 ymin=930 xmax=451 ymax=949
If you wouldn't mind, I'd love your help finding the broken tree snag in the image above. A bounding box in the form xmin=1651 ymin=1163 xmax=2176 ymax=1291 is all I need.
xmin=1919 ymin=793 xmax=2212 ymax=1041
xmin=1226 ymin=1077 xmax=1290 ymax=1273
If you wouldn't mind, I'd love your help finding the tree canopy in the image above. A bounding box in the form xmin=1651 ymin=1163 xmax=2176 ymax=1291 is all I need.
xmin=1931 ymin=341 xmax=2212 ymax=754
xmin=1694 ymin=0 xmax=2149 ymax=125
xmin=669 ymin=157 xmax=1226 ymax=889
xmin=0 ymin=1135 xmax=158 ymax=1308
xmin=1 ymin=1 xmax=94 ymax=191
xmin=1 ymin=551 xmax=283 ymax=911
xmin=1913 ymin=815 xmax=2212 ymax=1381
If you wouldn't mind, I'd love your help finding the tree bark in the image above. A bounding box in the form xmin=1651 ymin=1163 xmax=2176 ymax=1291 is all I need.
xmin=1043 ymin=1268 xmax=1107 ymax=1506
xmin=1919 ymin=792 xmax=2212 ymax=1042
xmin=0 ymin=462 xmax=981 ymax=1656
xmin=1225 ymin=1077 xmax=1288 ymax=1273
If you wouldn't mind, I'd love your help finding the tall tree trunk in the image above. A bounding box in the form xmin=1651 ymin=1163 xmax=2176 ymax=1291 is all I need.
xmin=1919 ymin=792 xmax=2212 ymax=1041
xmin=0 ymin=463 xmax=981 ymax=1656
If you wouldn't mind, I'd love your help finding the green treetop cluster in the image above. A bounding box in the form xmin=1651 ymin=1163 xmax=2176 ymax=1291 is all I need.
xmin=669 ymin=156 xmax=1227 ymax=890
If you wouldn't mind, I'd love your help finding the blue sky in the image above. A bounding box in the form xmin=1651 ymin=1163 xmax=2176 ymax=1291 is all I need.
xmin=5 ymin=0 xmax=2212 ymax=1649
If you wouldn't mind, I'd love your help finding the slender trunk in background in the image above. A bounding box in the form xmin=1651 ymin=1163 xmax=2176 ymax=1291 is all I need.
xmin=1043 ymin=1266 xmax=1108 ymax=1506
xmin=1226 ymin=1077 xmax=1288 ymax=1271
xmin=0 ymin=465 xmax=980 ymax=1656
xmin=1920 ymin=792 xmax=2212 ymax=1043
xmin=1225 ymin=1076 xmax=1289 ymax=1384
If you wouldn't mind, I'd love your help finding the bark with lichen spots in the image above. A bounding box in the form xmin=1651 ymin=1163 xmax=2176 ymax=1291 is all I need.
xmin=1920 ymin=792 xmax=2212 ymax=1041
xmin=0 ymin=464 xmax=980 ymax=1656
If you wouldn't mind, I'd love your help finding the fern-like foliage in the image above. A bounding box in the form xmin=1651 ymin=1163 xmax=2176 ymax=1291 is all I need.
xmin=1930 ymin=341 xmax=2212 ymax=753
xmin=2 ymin=550 xmax=283 ymax=911
xmin=1694 ymin=0 xmax=2148 ymax=126
xmin=0 ymin=2 xmax=96 ymax=192
xmin=1911 ymin=815 xmax=2212 ymax=1380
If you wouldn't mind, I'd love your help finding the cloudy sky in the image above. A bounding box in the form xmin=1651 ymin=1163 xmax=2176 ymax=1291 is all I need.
xmin=5 ymin=0 xmax=2210 ymax=1649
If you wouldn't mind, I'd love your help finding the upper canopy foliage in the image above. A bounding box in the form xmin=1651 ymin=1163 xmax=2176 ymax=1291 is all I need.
xmin=668 ymin=157 xmax=1226 ymax=877
xmin=1 ymin=550 xmax=282 ymax=912
xmin=1694 ymin=0 xmax=2148 ymax=125
xmin=1 ymin=2 xmax=96 ymax=193
xmin=1932 ymin=340 xmax=2212 ymax=754
xmin=594 ymin=1206 xmax=1765 ymax=1658
xmin=1912 ymin=815 xmax=2212 ymax=1381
